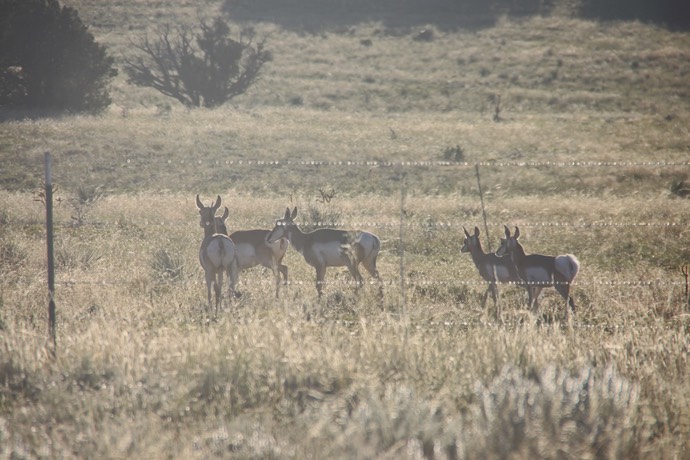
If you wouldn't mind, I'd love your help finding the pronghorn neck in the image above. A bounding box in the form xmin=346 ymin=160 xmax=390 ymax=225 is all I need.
xmin=213 ymin=218 xmax=228 ymax=236
xmin=203 ymin=217 xmax=227 ymax=240
xmin=509 ymin=239 xmax=528 ymax=267
xmin=285 ymin=223 xmax=307 ymax=253
xmin=203 ymin=222 xmax=217 ymax=240
xmin=468 ymin=239 xmax=488 ymax=263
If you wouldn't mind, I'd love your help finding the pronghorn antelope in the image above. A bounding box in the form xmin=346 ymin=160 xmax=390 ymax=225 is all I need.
xmin=212 ymin=207 xmax=289 ymax=298
xmin=496 ymin=226 xmax=580 ymax=316
xmin=267 ymin=207 xmax=381 ymax=298
xmin=195 ymin=195 xmax=239 ymax=314
xmin=461 ymin=226 xmax=524 ymax=309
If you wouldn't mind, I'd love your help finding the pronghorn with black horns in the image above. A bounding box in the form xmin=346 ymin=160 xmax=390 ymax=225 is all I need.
xmin=461 ymin=226 xmax=524 ymax=310
xmin=196 ymin=195 xmax=239 ymax=315
xmin=266 ymin=207 xmax=381 ymax=298
xmin=212 ymin=206 xmax=289 ymax=298
xmin=496 ymin=226 xmax=580 ymax=317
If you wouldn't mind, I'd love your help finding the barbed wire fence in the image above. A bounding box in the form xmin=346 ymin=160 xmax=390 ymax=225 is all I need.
xmin=16 ymin=154 xmax=690 ymax=349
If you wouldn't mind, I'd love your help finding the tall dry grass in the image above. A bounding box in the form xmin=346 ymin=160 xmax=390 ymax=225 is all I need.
xmin=1 ymin=3 xmax=690 ymax=458
xmin=1 ymin=183 xmax=689 ymax=457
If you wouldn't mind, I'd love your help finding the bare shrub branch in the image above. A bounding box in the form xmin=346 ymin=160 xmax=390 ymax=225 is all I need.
xmin=123 ymin=17 xmax=271 ymax=108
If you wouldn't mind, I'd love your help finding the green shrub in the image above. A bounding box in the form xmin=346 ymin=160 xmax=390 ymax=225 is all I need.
xmin=0 ymin=0 xmax=116 ymax=113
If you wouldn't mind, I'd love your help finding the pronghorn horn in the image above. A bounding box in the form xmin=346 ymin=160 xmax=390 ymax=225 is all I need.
xmin=196 ymin=194 xmax=203 ymax=210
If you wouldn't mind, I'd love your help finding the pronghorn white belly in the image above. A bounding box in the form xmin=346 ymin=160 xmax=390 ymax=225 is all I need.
xmin=310 ymin=241 xmax=349 ymax=267
xmin=234 ymin=242 xmax=260 ymax=269
xmin=492 ymin=264 xmax=513 ymax=282
xmin=524 ymin=266 xmax=552 ymax=284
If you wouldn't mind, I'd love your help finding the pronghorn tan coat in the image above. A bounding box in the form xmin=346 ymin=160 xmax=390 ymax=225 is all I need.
xmin=213 ymin=207 xmax=289 ymax=298
xmin=461 ymin=226 xmax=524 ymax=309
xmin=267 ymin=207 xmax=381 ymax=297
xmin=196 ymin=195 xmax=239 ymax=314
xmin=497 ymin=226 xmax=580 ymax=316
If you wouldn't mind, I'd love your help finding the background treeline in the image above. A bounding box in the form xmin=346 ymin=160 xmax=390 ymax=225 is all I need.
xmin=223 ymin=0 xmax=690 ymax=30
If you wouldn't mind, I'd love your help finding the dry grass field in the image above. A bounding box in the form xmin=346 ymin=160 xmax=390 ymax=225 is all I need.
xmin=1 ymin=1 xmax=690 ymax=458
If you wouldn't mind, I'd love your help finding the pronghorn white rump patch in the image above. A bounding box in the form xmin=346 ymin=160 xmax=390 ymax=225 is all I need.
xmin=204 ymin=236 xmax=235 ymax=269
xmin=555 ymin=254 xmax=581 ymax=282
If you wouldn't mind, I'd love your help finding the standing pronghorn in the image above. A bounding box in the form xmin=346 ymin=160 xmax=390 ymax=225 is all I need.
xmin=267 ymin=207 xmax=381 ymax=298
xmin=196 ymin=195 xmax=239 ymax=315
xmin=496 ymin=226 xmax=580 ymax=317
xmin=212 ymin=206 xmax=289 ymax=298
xmin=461 ymin=226 xmax=524 ymax=310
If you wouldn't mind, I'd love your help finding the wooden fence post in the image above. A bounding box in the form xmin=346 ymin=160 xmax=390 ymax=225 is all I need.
xmin=45 ymin=152 xmax=56 ymax=355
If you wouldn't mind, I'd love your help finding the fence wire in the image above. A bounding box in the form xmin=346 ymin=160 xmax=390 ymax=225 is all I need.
xmin=113 ymin=159 xmax=690 ymax=168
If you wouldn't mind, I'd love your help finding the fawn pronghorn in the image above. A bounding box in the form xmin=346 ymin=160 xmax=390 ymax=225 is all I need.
xmin=267 ymin=207 xmax=381 ymax=298
xmin=496 ymin=226 xmax=580 ymax=316
xmin=461 ymin=226 xmax=524 ymax=309
xmin=196 ymin=195 xmax=239 ymax=314
xmin=212 ymin=206 xmax=289 ymax=298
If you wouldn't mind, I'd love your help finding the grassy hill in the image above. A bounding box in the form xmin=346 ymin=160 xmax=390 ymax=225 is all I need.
xmin=1 ymin=1 xmax=689 ymax=458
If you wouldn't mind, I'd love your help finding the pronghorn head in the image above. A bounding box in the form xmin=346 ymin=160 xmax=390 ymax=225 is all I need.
xmin=496 ymin=225 xmax=521 ymax=257
xmin=267 ymin=206 xmax=298 ymax=243
xmin=461 ymin=226 xmax=481 ymax=253
xmin=213 ymin=207 xmax=230 ymax=236
xmin=196 ymin=194 xmax=221 ymax=231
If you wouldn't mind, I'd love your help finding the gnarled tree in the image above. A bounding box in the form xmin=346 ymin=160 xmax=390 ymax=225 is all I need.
xmin=124 ymin=17 xmax=270 ymax=108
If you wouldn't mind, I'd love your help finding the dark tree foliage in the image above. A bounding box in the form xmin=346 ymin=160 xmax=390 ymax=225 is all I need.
xmin=223 ymin=0 xmax=690 ymax=31
xmin=223 ymin=0 xmax=553 ymax=30
xmin=124 ymin=17 xmax=271 ymax=109
xmin=579 ymin=0 xmax=690 ymax=30
xmin=0 ymin=0 xmax=116 ymax=113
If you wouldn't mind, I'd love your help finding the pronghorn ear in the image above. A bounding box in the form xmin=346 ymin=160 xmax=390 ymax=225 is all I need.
xmin=463 ymin=227 xmax=470 ymax=238
xmin=195 ymin=194 xmax=203 ymax=210
xmin=504 ymin=225 xmax=511 ymax=238
xmin=474 ymin=226 xmax=480 ymax=237
xmin=212 ymin=195 xmax=221 ymax=211
xmin=291 ymin=207 xmax=298 ymax=220
xmin=514 ymin=226 xmax=520 ymax=239
xmin=284 ymin=207 xmax=291 ymax=219
xmin=221 ymin=207 xmax=229 ymax=221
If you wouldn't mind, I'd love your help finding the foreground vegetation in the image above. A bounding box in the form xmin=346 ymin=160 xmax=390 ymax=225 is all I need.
xmin=1 ymin=1 xmax=690 ymax=458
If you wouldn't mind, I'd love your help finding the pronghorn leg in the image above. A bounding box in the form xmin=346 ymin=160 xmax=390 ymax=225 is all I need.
xmin=205 ymin=271 xmax=215 ymax=315
xmin=273 ymin=266 xmax=280 ymax=299
xmin=362 ymin=258 xmax=380 ymax=280
xmin=228 ymin=260 xmax=239 ymax=300
xmin=530 ymin=286 xmax=543 ymax=312
xmin=489 ymin=282 xmax=498 ymax=307
xmin=315 ymin=266 xmax=327 ymax=298
xmin=279 ymin=264 xmax=288 ymax=285
xmin=362 ymin=258 xmax=383 ymax=299
xmin=481 ymin=286 xmax=491 ymax=309
xmin=216 ymin=271 xmax=224 ymax=315
xmin=526 ymin=285 xmax=537 ymax=311
xmin=272 ymin=263 xmax=281 ymax=299
xmin=554 ymin=280 xmax=575 ymax=317
xmin=487 ymin=281 xmax=502 ymax=320
xmin=556 ymin=283 xmax=575 ymax=309
xmin=347 ymin=262 xmax=364 ymax=292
